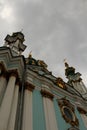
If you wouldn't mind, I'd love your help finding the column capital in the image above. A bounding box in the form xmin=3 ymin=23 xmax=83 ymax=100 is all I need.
xmin=24 ymin=82 xmax=35 ymax=91
xmin=41 ymin=89 xmax=54 ymax=100
xmin=9 ymin=69 xmax=18 ymax=78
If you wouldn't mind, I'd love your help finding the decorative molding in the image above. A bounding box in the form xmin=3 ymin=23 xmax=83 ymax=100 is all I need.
xmin=58 ymin=98 xmax=79 ymax=127
xmin=41 ymin=89 xmax=54 ymax=100
xmin=0 ymin=47 xmax=25 ymax=80
xmin=9 ymin=69 xmax=19 ymax=78
xmin=56 ymin=77 xmax=67 ymax=90
xmin=77 ymin=107 xmax=87 ymax=114
xmin=24 ymin=82 xmax=35 ymax=91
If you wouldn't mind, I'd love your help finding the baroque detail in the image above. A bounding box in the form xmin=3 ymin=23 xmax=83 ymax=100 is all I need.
xmin=24 ymin=82 xmax=35 ymax=91
xmin=41 ymin=89 xmax=54 ymax=100
xmin=9 ymin=69 xmax=19 ymax=78
xmin=56 ymin=77 xmax=67 ymax=90
xmin=58 ymin=98 xmax=79 ymax=127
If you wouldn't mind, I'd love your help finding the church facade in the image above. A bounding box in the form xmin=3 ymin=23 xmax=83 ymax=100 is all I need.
xmin=0 ymin=32 xmax=87 ymax=130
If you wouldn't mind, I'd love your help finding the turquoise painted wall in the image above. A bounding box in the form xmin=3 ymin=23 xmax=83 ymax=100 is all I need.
xmin=33 ymin=89 xmax=87 ymax=130
xmin=75 ymin=108 xmax=86 ymax=130
xmin=54 ymin=98 xmax=71 ymax=130
xmin=33 ymin=89 xmax=46 ymax=130
xmin=54 ymin=98 xmax=87 ymax=130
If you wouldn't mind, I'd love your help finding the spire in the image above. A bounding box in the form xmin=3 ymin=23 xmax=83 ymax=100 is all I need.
xmin=64 ymin=59 xmax=69 ymax=68
xmin=4 ymin=32 xmax=27 ymax=56
xmin=28 ymin=51 xmax=32 ymax=58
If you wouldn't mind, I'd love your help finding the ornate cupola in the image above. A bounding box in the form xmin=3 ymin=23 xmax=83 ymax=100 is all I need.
xmin=64 ymin=62 xmax=87 ymax=99
xmin=4 ymin=32 xmax=27 ymax=56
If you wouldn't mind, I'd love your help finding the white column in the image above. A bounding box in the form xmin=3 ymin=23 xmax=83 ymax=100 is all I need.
xmin=41 ymin=90 xmax=58 ymax=130
xmin=7 ymin=82 xmax=19 ymax=130
xmin=81 ymin=114 xmax=87 ymax=128
xmin=0 ymin=75 xmax=7 ymax=105
xmin=22 ymin=83 xmax=34 ymax=130
xmin=43 ymin=97 xmax=58 ymax=130
xmin=0 ymin=74 xmax=16 ymax=130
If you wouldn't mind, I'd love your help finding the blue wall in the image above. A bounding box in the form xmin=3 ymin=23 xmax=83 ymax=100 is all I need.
xmin=54 ymin=98 xmax=87 ymax=130
xmin=33 ymin=89 xmax=87 ymax=130
xmin=75 ymin=108 xmax=86 ymax=130
xmin=54 ymin=98 xmax=72 ymax=130
xmin=33 ymin=90 xmax=46 ymax=130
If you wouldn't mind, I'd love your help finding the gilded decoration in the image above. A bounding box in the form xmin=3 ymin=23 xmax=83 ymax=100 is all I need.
xmin=58 ymin=98 xmax=79 ymax=127
xmin=56 ymin=77 xmax=67 ymax=90
xmin=37 ymin=60 xmax=48 ymax=69
xmin=24 ymin=82 xmax=35 ymax=91
xmin=9 ymin=69 xmax=19 ymax=78
xmin=41 ymin=89 xmax=54 ymax=100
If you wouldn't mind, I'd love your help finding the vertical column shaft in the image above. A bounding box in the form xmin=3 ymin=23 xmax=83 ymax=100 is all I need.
xmin=0 ymin=74 xmax=7 ymax=105
xmin=22 ymin=83 xmax=34 ymax=130
xmin=7 ymin=82 xmax=19 ymax=130
xmin=41 ymin=90 xmax=58 ymax=130
xmin=0 ymin=73 xmax=16 ymax=130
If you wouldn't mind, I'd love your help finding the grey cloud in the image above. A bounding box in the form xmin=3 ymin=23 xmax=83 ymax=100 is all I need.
xmin=0 ymin=0 xmax=87 ymax=85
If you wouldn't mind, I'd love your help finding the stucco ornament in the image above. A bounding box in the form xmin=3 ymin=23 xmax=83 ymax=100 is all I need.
xmin=58 ymin=97 xmax=79 ymax=127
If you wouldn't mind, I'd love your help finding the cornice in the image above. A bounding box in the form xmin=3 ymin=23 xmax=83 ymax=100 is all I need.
xmin=0 ymin=47 xmax=25 ymax=80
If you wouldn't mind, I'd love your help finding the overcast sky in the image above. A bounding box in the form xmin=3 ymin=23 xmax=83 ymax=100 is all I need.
xmin=0 ymin=0 xmax=87 ymax=85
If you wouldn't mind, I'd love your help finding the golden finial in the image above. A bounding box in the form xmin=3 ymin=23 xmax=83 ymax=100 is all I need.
xmin=29 ymin=51 xmax=32 ymax=58
xmin=63 ymin=59 xmax=69 ymax=68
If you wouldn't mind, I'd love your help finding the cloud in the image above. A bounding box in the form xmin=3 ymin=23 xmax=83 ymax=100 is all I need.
xmin=0 ymin=0 xmax=87 ymax=85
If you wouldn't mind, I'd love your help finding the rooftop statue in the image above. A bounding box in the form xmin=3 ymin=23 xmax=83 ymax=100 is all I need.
xmin=64 ymin=61 xmax=87 ymax=99
xmin=4 ymin=32 xmax=27 ymax=56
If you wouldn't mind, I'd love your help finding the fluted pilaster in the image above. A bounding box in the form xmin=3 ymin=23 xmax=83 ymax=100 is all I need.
xmin=41 ymin=89 xmax=58 ymax=130
xmin=0 ymin=73 xmax=7 ymax=105
xmin=0 ymin=72 xmax=17 ymax=130
xmin=22 ymin=82 xmax=35 ymax=130
xmin=7 ymin=81 xmax=20 ymax=130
